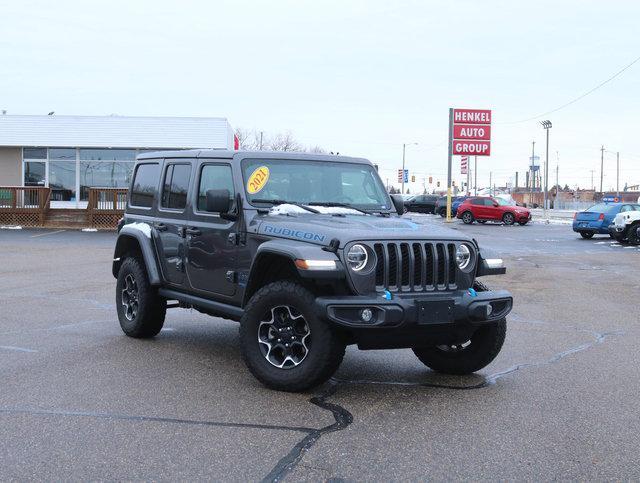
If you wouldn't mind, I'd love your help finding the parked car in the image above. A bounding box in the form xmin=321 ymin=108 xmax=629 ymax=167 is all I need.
xmin=112 ymin=150 xmax=512 ymax=392
xmin=610 ymin=206 xmax=640 ymax=244
xmin=435 ymin=195 xmax=468 ymax=217
xmin=456 ymin=196 xmax=531 ymax=225
xmin=404 ymin=194 xmax=439 ymax=213
xmin=575 ymin=202 xmax=640 ymax=239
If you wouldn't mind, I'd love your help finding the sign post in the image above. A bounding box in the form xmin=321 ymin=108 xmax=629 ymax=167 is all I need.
xmin=447 ymin=108 xmax=492 ymax=221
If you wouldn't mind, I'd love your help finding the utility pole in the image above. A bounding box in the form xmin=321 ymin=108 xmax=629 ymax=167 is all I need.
xmin=530 ymin=141 xmax=535 ymax=193
xmin=590 ymin=170 xmax=595 ymax=191
xmin=259 ymin=131 xmax=264 ymax=150
xmin=555 ymin=151 xmax=559 ymax=210
xmin=616 ymin=152 xmax=620 ymax=197
xmin=600 ymin=145 xmax=605 ymax=193
xmin=474 ymin=155 xmax=477 ymax=196
xmin=466 ymin=157 xmax=471 ymax=195
xmin=489 ymin=171 xmax=492 ymax=197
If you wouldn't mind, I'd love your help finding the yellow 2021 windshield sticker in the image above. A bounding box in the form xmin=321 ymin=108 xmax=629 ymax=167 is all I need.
xmin=247 ymin=166 xmax=270 ymax=194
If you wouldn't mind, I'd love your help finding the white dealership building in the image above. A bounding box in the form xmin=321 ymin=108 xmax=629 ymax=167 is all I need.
xmin=0 ymin=114 xmax=235 ymax=208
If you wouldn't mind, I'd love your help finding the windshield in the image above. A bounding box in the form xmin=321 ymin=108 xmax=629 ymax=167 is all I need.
xmin=496 ymin=198 xmax=514 ymax=206
xmin=242 ymin=158 xmax=391 ymax=211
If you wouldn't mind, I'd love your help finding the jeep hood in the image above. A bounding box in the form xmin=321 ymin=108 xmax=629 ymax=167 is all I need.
xmin=250 ymin=213 xmax=471 ymax=247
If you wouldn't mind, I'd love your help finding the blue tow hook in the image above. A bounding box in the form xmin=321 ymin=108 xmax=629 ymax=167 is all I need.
xmin=382 ymin=290 xmax=392 ymax=300
xmin=468 ymin=288 xmax=477 ymax=297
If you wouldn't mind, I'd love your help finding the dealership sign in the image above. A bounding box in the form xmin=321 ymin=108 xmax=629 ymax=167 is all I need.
xmin=461 ymin=156 xmax=468 ymax=175
xmin=452 ymin=109 xmax=492 ymax=156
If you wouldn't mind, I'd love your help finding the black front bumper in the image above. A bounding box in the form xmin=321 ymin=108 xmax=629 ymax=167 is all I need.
xmin=316 ymin=289 xmax=513 ymax=349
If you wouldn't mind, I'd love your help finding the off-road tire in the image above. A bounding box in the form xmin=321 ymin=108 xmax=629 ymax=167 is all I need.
xmin=580 ymin=232 xmax=594 ymax=239
xmin=412 ymin=281 xmax=506 ymax=375
xmin=116 ymin=257 xmax=166 ymax=338
xmin=438 ymin=208 xmax=446 ymax=217
xmin=502 ymin=212 xmax=515 ymax=225
xmin=240 ymin=281 xmax=346 ymax=392
xmin=461 ymin=211 xmax=474 ymax=224
xmin=628 ymin=223 xmax=640 ymax=245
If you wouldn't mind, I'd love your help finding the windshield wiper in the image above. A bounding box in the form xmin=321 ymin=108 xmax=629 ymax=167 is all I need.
xmin=252 ymin=199 xmax=320 ymax=214
xmin=309 ymin=202 xmax=370 ymax=215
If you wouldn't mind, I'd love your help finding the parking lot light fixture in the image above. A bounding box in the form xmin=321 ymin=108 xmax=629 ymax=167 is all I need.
xmin=540 ymin=120 xmax=552 ymax=218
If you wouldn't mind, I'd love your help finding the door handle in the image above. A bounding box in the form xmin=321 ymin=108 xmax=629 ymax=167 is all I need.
xmin=185 ymin=227 xmax=201 ymax=236
xmin=154 ymin=223 xmax=167 ymax=232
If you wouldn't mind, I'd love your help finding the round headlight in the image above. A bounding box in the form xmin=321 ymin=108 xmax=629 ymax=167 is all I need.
xmin=455 ymin=244 xmax=472 ymax=270
xmin=347 ymin=244 xmax=368 ymax=271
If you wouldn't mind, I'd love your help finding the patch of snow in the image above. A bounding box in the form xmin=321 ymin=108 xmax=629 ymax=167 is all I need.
xmin=594 ymin=241 xmax=607 ymax=245
xmin=81 ymin=228 xmax=98 ymax=232
xmin=0 ymin=225 xmax=22 ymax=230
xmin=127 ymin=222 xmax=152 ymax=238
xmin=269 ymin=204 xmax=362 ymax=215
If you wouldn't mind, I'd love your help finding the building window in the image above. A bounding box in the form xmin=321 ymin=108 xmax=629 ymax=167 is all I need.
xmin=49 ymin=148 xmax=76 ymax=160
xmin=24 ymin=162 xmax=46 ymax=186
xmin=23 ymin=148 xmax=47 ymax=159
xmin=79 ymin=161 xmax=133 ymax=201
xmin=80 ymin=149 xmax=136 ymax=161
xmin=130 ymin=163 xmax=160 ymax=208
xmin=49 ymin=161 xmax=77 ymax=201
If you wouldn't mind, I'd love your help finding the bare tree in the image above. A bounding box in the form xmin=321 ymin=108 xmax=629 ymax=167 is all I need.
xmin=268 ymin=131 xmax=304 ymax=152
xmin=234 ymin=128 xmax=263 ymax=150
xmin=307 ymin=145 xmax=327 ymax=154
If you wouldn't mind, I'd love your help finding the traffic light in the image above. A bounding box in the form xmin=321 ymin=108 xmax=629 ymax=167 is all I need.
xmin=437 ymin=181 xmax=440 ymax=187
xmin=452 ymin=180 xmax=455 ymax=186
xmin=411 ymin=175 xmax=415 ymax=182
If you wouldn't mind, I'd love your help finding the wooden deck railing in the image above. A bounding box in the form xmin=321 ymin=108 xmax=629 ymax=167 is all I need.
xmin=0 ymin=187 xmax=51 ymax=226
xmin=87 ymin=187 xmax=128 ymax=229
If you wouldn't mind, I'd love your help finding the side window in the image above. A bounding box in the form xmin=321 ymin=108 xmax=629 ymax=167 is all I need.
xmin=471 ymin=198 xmax=483 ymax=206
xmin=161 ymin=164 xmax=191 ymax=210
xmin=130 ymin=163 xmax=160 ymax=208
xmin=484 ymin=198 xmax=495 ymax=206
xmin=620 ymin=205 xmax=634 ymax=212
xmin=197 ymin=164 xmax=235 ymax=212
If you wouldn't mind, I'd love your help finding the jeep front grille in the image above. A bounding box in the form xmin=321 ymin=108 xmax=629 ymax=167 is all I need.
xmin=373 ymin=242 xmax=458 ymax=292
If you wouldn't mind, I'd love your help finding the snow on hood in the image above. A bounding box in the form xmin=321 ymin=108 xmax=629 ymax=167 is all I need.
xmin=269 ymin=204 xmax=364 ymax=216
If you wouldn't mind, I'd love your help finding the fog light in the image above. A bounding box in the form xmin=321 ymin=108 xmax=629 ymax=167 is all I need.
xmin=486 ymin=304 xmax=493 ymax=316
xmin=360 ymin=308 xmax=373 ymax=322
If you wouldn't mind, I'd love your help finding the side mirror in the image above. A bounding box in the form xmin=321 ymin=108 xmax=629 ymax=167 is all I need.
xmin=390 ymin=194 xmax=405 ymax=215
xmin=493 ymin=201 xmax=499 ymax=207
xmin=206 ymin=189 xmax=231 ymax=213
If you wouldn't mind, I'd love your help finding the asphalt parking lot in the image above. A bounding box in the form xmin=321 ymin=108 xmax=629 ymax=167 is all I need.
xmin=2 ymin=218 xmax=640 ymax=481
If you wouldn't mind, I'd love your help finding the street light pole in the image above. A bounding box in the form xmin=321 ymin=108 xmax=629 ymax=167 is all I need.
xmin=540 ymin=120 xmax=552 ymax=218
xmin=474 ymin=155 xmax=477 ymax=196
xmin=401 ymin=143 xmax=406 ymax=195
xmin=600 ymin=145 xmax=604 ymax=194
xmin=616 ymin=151 xmax=620 ymax=197
xmin=401 ymin=142 xmax=418 ymax=195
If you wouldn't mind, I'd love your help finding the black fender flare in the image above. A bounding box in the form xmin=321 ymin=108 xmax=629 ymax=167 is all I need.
xmin=242 ymin=239 xmax=344 ymax=306
xmin=112 ymin=224 xmax=162 ymax=285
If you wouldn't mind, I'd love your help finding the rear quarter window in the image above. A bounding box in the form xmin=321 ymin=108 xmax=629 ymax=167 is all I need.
xmin=130 ymin=163 xmax=161 ymax=208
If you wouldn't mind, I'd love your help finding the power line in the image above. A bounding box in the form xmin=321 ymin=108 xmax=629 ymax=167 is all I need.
xmin=502 ymin=53 xmax=640 ymax=124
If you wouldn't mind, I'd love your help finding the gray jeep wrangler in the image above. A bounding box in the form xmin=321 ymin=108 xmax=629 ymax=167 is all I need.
xmin=113 ymin=150 xmax=512 ymax=392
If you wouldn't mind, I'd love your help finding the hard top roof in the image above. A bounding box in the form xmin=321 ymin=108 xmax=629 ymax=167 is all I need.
xmin=136 ymin=149 xmax=372 ymax=165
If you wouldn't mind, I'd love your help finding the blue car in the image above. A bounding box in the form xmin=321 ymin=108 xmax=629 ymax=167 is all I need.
xmin=573 ymin=202 xmax=640 ymax=239
xmin=438 ymin=196 xmax=469 ymax=217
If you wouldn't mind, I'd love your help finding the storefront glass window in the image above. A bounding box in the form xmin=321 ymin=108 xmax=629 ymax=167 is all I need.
xmin=79 ymin=161 xmax=134 ymax=200
xmin=49 ymin=148 xmax=76 ymax=160
xmin=24 ymin=161 xmax=46 ymax=186
xmin=49 ymin=161 xmax=76 ymax=201
xmin=23 ymin=148 xmax=47 ymax=159
xmin=80 ymin=149 xmax=136 ymax=161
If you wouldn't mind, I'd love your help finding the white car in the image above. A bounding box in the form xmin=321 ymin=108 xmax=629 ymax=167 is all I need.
xmin=610 ymin=210 xmax=640 ymax=244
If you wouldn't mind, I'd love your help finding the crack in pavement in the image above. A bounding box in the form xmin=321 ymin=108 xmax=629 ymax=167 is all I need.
xmin=261 ymin=381 xmax=353 ymax=483
xmin=0 ymin=407 xmax=315 ymax=433
xmin=262 ymin=324 xmax=622 ymax=481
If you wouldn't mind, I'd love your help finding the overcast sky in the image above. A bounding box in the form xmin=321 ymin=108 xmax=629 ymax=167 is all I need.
xmin=2 ymin=0 xmax=639 ymax=192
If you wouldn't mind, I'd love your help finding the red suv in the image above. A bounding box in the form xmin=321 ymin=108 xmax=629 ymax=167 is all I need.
xmin=456 ymin=197 xmax=531 ymax=225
